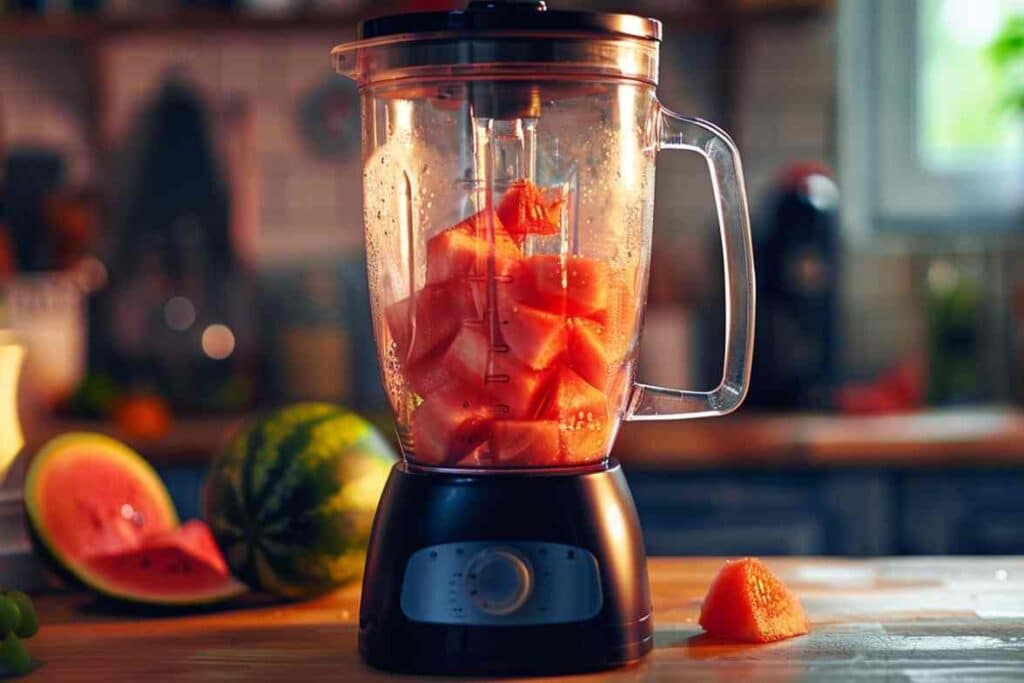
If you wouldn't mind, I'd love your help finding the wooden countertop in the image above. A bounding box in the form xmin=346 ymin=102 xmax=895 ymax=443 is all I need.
xmin=23 ymin=406 xmax=1024 ymax=469
xmin=24 ymin=557 xmax=1024 ymax=681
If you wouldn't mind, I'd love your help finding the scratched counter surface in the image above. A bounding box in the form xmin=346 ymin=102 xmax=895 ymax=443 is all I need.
xmin=22 ymin=557 xmax=1024 ymax=681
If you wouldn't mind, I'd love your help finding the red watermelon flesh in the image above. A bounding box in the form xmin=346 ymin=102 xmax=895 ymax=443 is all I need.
xmin=698 ymin=557 xmax=809 ymax=643
xmin=496 ymin=181 xmax=562 ymax=238
xmin=488 ymin=421 xmax=561 ymax=466
xmin=508 ymin=255 xmax=610 ymax=321
xmin=82 ymin=521 xmax=245 ymax=605
xmin=386 ymin=280 xmax=476 ymax=370
xmin=567 ymin=318 xmax=610 ymax=390
xmin=411 ymin=386 xmax=494 ymax=466
xmin=426 ymin=210 xmax=520 ymax=286
xmin=441 ymin=323 xmax=552 ymax=419
xmin=25 ymin=434 xmax=179 ymax=565
xmin=499 ymin=302 xmax=566 ymax=370
xmin=539 ymin=367 xmax=612 ymax=464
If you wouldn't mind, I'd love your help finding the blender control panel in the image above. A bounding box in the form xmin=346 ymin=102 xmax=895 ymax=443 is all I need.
xmin=399 ymin=542 xmax=603 ymax=625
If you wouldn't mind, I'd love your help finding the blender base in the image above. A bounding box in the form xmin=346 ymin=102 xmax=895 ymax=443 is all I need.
xmin=358 ymin=459 xmax=653 ymax=675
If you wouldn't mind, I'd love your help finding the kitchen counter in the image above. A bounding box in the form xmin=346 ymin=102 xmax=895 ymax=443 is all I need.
xmin=25 ymin=557 xmax=1024 ymax=681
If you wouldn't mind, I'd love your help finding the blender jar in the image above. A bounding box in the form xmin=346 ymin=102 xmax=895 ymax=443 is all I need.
xmin=334 ymin=1 xmax=754 ymax=470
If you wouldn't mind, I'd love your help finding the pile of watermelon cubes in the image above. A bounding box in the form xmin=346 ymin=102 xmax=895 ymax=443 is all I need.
xmin=386 ymin=180 xmax=635 ymax=468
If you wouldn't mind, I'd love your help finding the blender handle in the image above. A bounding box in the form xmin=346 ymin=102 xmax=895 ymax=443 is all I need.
xmin=626 ymin=108 xmax=756 ymax=421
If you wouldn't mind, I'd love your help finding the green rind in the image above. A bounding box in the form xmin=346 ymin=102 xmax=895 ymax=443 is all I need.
xmin=73 ymin=564 xmax=247 ymax=607
xmin=205 ymin=403 xmax=396 ymax=599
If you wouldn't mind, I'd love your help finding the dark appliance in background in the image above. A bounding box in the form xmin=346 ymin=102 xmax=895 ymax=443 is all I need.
xmin=94 ymin=76 xmax=260 ymax=413
xmin=701 ymin=163 xmax=840 ymax=410
xmin=747 ymin=163 xmax=840 ymax=410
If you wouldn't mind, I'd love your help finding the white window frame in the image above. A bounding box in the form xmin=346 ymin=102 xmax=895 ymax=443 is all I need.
xmin=838 ymin=0 xmax=1024 ymax=239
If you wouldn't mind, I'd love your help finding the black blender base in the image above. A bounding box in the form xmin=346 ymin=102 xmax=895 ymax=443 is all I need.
xmin=358 ymin=460 xmax=653 ymax=675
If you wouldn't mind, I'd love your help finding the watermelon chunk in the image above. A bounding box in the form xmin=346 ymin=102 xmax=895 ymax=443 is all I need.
xmin=567 ymin=318 xmax=610 ymax=390
xmin=386 ymin=280 xmax=475 ymax=369
xmin=488 ymin=421 xmax=561 ymax=467
xmin=442 ymin=323 xmax=552 ymax=419
xmin=411 ymin=386 xmax=493 ymax=466
xmin=698 ymin=557 xmax=809 ymax=643
xmin=496 ymin=181 xmax=562 ymax=238
xmin=499 ymin=302 xmax=566 ymax=370
xmin=509 ymin=255 xmax=609 ymax=321
xmin=426 ymin=210 xmax=520 ymax=286
xmin=540 ymin=367 xmax=612 ymax=464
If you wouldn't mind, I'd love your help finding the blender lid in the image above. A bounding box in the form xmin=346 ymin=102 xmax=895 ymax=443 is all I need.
xmin=333 ymin=1 xmax=662 ymax=93
xmin=359 ymin=1 xmax=662 ymax=42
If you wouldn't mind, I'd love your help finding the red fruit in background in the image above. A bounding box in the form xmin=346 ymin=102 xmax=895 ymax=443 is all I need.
xmin=442 ymin=323 xmax=552 ymax=419
xmin=488 ymin=421 xmax=561 ymax=466
xmin=426 ymin=210 xmax=519 ymax=286
xmin=567 ymin=318 xmax=610 ymax=390
xmin=386 ymin=280 xmax=475 ymax=369
xmin=698 ymin=557 xmax=809 ymax=643
xmin=411 ymin=386 xmax=493 ymax=466
xmin=496 ymin=181 xmax=561 ymax=238
xmin=114 ymin=394 xmax=173 ymax=441
xmin=509 ymin=255 xmax=609 ymax=321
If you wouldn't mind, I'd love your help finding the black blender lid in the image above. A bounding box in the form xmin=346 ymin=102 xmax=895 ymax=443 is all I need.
xmin=359 ymin=1 xmax=662 ymax=42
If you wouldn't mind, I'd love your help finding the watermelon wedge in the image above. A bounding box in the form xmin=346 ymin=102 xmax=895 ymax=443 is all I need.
xmin=81 ymin=521 xmax=245 ymax=606
xmin=25 ymin=433 xmax=245 ymax=606
xmin=699 ymin=557 xmax=809 ymax=643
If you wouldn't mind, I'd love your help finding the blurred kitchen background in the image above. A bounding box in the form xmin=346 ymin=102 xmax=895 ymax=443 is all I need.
xmin=1 ymin=0 xmax=1024 ymax=557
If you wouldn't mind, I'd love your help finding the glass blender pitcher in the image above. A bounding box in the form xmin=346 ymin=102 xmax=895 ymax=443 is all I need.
xmin=334 ymin=1 xmax=754 ymax=674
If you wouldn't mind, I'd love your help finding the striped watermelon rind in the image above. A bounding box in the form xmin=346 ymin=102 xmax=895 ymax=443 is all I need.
xmin=205 ymin=403 xmax=396 ymax=599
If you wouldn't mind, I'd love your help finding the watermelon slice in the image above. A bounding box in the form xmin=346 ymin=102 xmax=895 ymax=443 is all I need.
xmin=81 ymin=521 xmax=245 ymax=606
xmin=411 ymin=386 xmax=494 ymax=466
xmin=699 ymin=557 xmax=809 ymax=643
xmin=386 ymin=280 xmax=476 ymax=369
xmin=441 ymin=323 xmax=552 ymax=419
xmin=488 ymin=421 xmax=561 ymax=466
xmin=24 ymin=433 xmax=244 ymax=606
xmin=496 ymin=181 xmax=562 ymax=238
xmin=567 ymin=318 xmax=610 ymax=390
xmin=509 ymin=255 xmax=609 ymax=321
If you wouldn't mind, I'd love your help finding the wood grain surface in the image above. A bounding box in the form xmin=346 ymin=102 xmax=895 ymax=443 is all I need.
xmin=22 ymin=557 xmax=1024 ymax=681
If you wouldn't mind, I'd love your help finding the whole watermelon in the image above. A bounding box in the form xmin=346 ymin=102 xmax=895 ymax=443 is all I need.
xmin=205 ymin=404 xmax=397 ymax=599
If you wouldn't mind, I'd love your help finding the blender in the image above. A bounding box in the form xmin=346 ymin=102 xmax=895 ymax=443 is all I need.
xmin=333 ymin=1 xmax=755 ymax=674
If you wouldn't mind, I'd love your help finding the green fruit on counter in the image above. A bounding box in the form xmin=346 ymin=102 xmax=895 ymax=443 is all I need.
xmin=0 ymin=633 xmax=30 ymax=676
xmin=6 ymin=592 xmax=37 ymax=639
xmin=0 ymin=597 xmax=18 ymax=634
xmin=205 ymin=403 xmax=397 ymax=599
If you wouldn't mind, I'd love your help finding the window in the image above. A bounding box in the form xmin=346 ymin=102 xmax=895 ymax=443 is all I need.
xmin=839 ymin=0 xmax=1024 ymax=235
